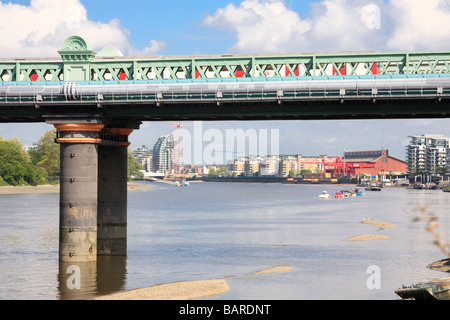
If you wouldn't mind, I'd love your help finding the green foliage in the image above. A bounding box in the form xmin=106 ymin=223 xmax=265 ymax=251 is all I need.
xmin=208 ymin=167 xmax=217 ymax=176
xmin=0 ymin=176 xmax=9 ymax=186
xmin=127 ymin=148 xmax=143 ymax=180
xmin=0 ymin=140 xmax=47 ymax=186
xmin=0 ymin=131 xmax=144 ymax=185
xmin=29 ymin=130 xmax=60 ymax=180
xmin=207 ymin=166 xmax=228 ymax=177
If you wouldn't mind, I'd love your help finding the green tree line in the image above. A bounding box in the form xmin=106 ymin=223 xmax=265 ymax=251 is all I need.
xmin=0 ymin=130 xmax=142 ymax=186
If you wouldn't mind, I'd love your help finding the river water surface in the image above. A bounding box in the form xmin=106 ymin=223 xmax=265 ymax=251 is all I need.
xmin=0 ymin=181 xmax=449 ymax=300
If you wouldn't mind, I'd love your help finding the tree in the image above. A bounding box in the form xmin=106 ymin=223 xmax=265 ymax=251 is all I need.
xmin=208 ymin=167 xmax=217 ymax=177
xmin=288 ymin=169 xmax=296 ymax=177
xmin=28 ymin=130 xmax=60 ymax=181
xmin=435 ymin=166 xmax=447 ymax=175
xmin=127 ymin=148 xmax=143 ymax=180
xmin=0 ymin=140 xmax=47 ymax=186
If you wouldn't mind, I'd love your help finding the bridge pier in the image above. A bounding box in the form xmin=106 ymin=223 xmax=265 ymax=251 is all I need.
xmin=97 ymin=128 xmax=133 ymax=256
xmin=53 ymin=122 xmax=134 ymax=262
xmin=55 ymin=123 xmax=102 ymax=262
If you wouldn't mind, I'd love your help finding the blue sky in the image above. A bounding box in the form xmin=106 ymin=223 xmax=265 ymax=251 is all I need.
xmin=1 ymin=0 xmax=450 ymax=162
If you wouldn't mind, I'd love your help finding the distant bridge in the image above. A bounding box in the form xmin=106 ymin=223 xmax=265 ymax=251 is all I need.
xmin=2 ymin=36 xmax=449 ymax=262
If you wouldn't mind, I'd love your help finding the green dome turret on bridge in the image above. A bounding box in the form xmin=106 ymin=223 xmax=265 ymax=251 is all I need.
xmin=58 ymin=36 xmax=96 ymax=81
xmin=58 ymin=35 xmax=96 ymax=62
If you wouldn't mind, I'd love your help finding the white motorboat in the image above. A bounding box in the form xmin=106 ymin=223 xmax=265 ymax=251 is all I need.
xmin=318 ymin=191 xmax=330 ymax=199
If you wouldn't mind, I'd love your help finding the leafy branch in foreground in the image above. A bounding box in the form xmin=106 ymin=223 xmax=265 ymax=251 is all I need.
xmin=413 ymin=205 xmax=450 ymax=257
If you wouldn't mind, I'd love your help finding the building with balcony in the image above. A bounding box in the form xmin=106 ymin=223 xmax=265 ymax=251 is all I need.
xmin=152 ymin=134 xmax=174 ymax=175
xmin=407 ymin=134 xmax=450 ymax=174
xmin=279 ymin=155 xmax=299 ymax=177
xmin=133 ymin=145 xmax=153 ymax=172
xmin=259 ymin=155 xmax=279 ymax=176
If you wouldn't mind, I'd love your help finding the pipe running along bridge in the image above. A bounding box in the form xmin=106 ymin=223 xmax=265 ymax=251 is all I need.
xmin=2 ymin=36 xmax=450 ymax=262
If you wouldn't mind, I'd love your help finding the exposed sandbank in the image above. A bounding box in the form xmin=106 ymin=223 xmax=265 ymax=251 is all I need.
xmin=0 ymin=182 xmax=151 ymax=195
xmin=95 ymin=279 xmax=229 ymax=300
xmin=95 ymin=265 xmax=294 ymax=300
xmin=361 ymin=219 xmax=397 ymax=230
xmin=345 ymin=219 xmax=397 ymax=241
xmin=252 ymin=265 xmax=294 ymax=275
xmin=126 ymin=182 xmax=153 ymax=191
xmin=0 ymin=184 xmax=59 ymax=194
xmin=345 ymin=234 xmax=390 ymax=241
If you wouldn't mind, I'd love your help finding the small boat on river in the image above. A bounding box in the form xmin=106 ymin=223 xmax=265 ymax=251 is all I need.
xmin=395 ymin=277 xmax=450 ymax=300
xmin=335 ymin=191 xmax=344 ymax=198
xmin=318 ymin=191 xmax=330 ymax=199
xmin=365 ymin=185 xmax=381 ymax=191
xmin=341 ymin=190 xmax=356 ymax=197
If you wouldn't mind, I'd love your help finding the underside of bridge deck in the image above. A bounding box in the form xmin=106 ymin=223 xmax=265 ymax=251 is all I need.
xmin=1 ymin=97 xmax=450 ymax=124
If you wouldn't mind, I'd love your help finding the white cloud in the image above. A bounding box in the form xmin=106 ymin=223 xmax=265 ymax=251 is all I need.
xmin=0 ymin=0 xmax=165 ymax=58
xmin=385 ymin=0 xmax=450 ymax=51
xmin=128 ymin=40 xmax=167 ymax=56
xmin=203 ymin=0 xmax=450 ymax=54
xmin=203 ymin=0 xmax=310 ymax=53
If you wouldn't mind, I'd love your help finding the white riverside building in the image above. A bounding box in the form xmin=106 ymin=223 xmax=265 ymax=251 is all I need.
xmin=152 ymin=134 xmax=175 ymax=175
xmin=406 ymin=134 xmax=450 ymax=175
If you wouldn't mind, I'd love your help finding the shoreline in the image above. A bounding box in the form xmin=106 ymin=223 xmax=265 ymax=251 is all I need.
xmin=0 ymin=182 xmax=152 ymax=195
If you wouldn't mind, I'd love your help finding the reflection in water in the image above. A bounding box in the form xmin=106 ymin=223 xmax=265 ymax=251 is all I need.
xmin=58 ymin=256 xmax=127 ymax=300
xmin=58 ymin=261 xmax=97 ymax=300
xmin=96 ymin=256 xmax=127 ymax=297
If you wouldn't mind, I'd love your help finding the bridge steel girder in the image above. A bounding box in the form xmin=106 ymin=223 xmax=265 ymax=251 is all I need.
xmin=97 ymin=99 xmax=450 ymax=121
xmin=2 ymin=74 xmax=450 ymax=122
xmin=0 ymin=96 xmax=449 ymax=123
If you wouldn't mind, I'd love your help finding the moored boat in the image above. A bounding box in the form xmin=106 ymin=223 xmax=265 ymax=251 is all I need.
xmin=335 ymin=191 xmax=344 ymax=198
xmin=318 ymin=190 xmax=330 ymax=199
xmin=365 ymin=185 xmax=381 ymax=191
xmin=341 ymin=190 xmax=356 ymax=197
xmin=395 ymin=278 xmax=450 ymax=300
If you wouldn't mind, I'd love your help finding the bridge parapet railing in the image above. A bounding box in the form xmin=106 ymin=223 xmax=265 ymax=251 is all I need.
xmin=2 ymin=51 xmax=450 ymax=82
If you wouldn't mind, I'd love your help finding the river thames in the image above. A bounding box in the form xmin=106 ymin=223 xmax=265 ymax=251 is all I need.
xmin=0 ymin=181 xmax=449 ymax=300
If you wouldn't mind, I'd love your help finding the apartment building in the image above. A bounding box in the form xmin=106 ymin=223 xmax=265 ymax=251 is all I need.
xmin=279 ymin=155 xmax=299 ymax=177
xmin=152 ymin=134 xmax=174 ymax=175
xmin=229 ymin=158 xmax=246 ymax=175
xmin=406 ymin=134 xmax=450 ymax=174
xmin=133 ymin=145 xmax=153 ymax=172
xmin=259 ymin=156 xmax=279 ymax=176
xmin=244 ymin=156 xmax=261 ymax=176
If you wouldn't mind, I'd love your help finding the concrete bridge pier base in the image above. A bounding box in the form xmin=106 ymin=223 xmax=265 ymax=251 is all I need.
xmin=55 ymin=123 xmax=104 ymax=262
xmin=53 ymin=123 xmax=134 ymax=262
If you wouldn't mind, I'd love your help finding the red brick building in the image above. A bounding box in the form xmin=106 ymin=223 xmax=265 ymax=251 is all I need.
xmin=344 ymin=149 xmax=407 ymax=176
